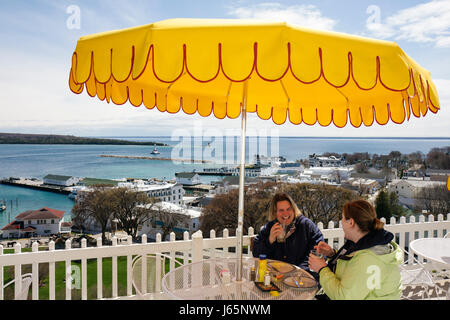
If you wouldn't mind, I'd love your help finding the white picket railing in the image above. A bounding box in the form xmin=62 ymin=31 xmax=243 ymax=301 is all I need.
xmin=0 ymin=213 xmax=449 ymax=300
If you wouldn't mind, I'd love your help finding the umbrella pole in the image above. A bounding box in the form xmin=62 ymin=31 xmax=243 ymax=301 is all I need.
xmin=236 ymin=80 xmax=248 ymax=282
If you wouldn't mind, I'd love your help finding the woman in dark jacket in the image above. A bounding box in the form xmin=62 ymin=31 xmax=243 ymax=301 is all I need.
xmin=252 ymin=192 xmax=324 ymax=272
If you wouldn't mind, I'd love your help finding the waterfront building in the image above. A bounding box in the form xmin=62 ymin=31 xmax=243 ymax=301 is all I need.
xmin=1 ymin=207 xmax=70 ymax=239
xmin=175 ymin=172 xmax=202 ymax=185
xmin=253 ymin=154 xmax=286 ymax=165
xmin=43 ymin=174 xmax=80 ymax=187
xmin=308 ymin=154 xmax=346 ymax=167
xmin=302 ymin=167 xmax=353 ymax=183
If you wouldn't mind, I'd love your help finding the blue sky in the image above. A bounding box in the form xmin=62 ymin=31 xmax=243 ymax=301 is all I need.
xmin=0 ymin=0 xmax=449 ymax=137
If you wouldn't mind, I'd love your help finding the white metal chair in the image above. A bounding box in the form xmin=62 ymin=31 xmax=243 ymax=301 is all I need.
xmin=400 ymin=247 xmax=448 ymax=300
xmin=131 ymin=253 xmax=184 ymax=300
xmin=2 ymin=273 xmax=32 ymax=300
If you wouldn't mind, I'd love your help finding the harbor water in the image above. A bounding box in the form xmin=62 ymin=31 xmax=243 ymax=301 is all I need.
xmin=1 ymin=136 xmax=449 ymax=229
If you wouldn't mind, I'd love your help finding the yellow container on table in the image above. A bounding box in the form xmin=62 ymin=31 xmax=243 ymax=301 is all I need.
xmin=258 ymin=254 xmax=267 ymax=282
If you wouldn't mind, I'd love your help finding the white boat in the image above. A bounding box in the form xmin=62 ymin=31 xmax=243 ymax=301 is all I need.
xmin=151 ymin=145 xmax=160 ymax=155
xmin=0 ymin=201 xmax=6 ymax=212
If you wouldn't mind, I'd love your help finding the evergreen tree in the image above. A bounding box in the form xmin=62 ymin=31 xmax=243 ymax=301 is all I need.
xmin=375 ymin=189 xmax=404 ymax=220
xmin=375 ymin=190 xmax=390 ymax=220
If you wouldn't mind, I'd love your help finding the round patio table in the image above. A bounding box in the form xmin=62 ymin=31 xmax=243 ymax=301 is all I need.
xmin=161 ymin=257 xmax=318 ymax=300
xmin=409 ymin=238 xmax=450 ymax=267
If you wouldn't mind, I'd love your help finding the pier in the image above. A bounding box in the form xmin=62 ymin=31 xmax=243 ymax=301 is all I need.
xmin=0 ymin=178 xmax=71 ymax=195
xmin=99 ymin=154 xmax=212 ymax=163
xmin=195 ymin=171 xmax=233 ymax=176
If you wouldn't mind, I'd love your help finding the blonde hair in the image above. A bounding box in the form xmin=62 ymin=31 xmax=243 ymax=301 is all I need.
xmin=343 ymin=199 xmax=384 ymax=232
xmin=268 ymin=192 xmax=301 ymax=221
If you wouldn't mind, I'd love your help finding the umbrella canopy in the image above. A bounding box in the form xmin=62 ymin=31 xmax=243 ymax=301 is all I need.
xmin=68 ymin=18 xmax=442 ymax=280
xmin=70 ymin=19 xmax=439 ymax=126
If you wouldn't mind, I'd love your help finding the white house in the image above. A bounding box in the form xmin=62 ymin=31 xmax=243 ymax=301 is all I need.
xmin=43 ymin=174 xmax=80 ymax=187
xmin=387 ymin=179 xmax=445 ymax=199
xmin=118 ymin=180 xmax=185 ymax=206
xmin=138 ymin=201 xmax=201 ymax=240
xmin=175 ymin=172 xmax=202 ymax=186
xmin=1 ymin=207 xmax=69 ymax=239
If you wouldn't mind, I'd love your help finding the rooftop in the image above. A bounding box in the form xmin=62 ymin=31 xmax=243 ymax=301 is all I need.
xmin=14 ymin=207 xmax=65 ymax=221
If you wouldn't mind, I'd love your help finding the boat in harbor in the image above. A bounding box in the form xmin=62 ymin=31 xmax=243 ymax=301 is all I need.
xmin=0 ymin=200 xmax=6 ymax=212
xmin=151 ymin=145 xmax=160 ymax=155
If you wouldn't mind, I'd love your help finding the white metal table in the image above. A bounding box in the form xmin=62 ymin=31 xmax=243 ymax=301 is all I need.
xmin=161 ymin=257 xmax=318 ymax=300
xmin=409 ymin=238 xmax=450 ymax=267
xmin=409 ymin=238 xmax=450 ymax=285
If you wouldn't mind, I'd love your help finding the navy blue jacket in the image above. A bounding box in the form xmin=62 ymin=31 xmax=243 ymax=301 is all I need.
xmin=252 ymin=215 xmax=324 ymax=270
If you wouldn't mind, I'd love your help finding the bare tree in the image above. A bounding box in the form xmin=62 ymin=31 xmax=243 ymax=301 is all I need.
xmin=72 ymin=185 xmax=115 ymax=243
xmin=200 ymin=182 xmax=278 ymax=236
xmin=149 ymin=204 xmax=181 ymax=240
xmin=109 ymin=187 xmax=156 ymax=241
xmin=415 ymin=184 xmax=450 ymax=215
xmin=285 ymin=183 xmax=360 ymax=226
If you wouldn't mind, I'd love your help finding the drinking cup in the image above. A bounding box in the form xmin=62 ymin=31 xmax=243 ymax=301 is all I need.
xmin=276 ymin=224 xmax=287 ymax=243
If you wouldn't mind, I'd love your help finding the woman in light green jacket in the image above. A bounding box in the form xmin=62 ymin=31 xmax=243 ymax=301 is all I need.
xmin=308 ymin=199 xmax=403 ymax=300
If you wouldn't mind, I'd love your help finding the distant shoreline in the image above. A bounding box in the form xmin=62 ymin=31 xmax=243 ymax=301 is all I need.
xmin=0 ymin=133 xmax=167 ymax=146
xmin=96 ymin=136 xmax=450 ymax=140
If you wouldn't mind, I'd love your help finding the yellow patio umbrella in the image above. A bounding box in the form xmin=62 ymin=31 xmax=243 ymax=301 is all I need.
xmin=68 ymin=19 xmax=441 ymax=280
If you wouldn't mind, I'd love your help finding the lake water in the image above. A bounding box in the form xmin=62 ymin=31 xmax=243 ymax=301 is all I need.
xmin=1 ymin=137 xmax=449 ymax=228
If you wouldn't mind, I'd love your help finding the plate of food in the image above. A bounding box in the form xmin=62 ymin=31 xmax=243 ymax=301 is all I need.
xmin=283 ymin=275 xmax=317 ymax=289
xmin=268 ymin=261 xmax=296 ymax=273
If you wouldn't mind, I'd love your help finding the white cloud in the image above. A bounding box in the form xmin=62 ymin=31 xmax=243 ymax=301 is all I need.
xmin=366 ymin=0 xmax=450 ymax=47
xmin=226 ymin=2 xmax=338 ymax=30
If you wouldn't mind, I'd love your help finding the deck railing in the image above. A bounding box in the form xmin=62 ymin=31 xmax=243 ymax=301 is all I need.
xmin=0 ymin=213 xmax=449 ymax=300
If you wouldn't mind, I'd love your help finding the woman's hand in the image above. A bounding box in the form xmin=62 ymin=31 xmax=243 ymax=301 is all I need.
xmin=308 ymin=253 xmax=327 ymax=273
xmin=314 ymin=241 xmax=335 ymax=257
xmin=269 ymin=222 xmax=283 ymax=244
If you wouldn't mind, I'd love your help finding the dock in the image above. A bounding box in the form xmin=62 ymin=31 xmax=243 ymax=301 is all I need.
xmin=0 ymin=178 xmax=71 ymax=195
xmin=195 ymin=171 xmax=233 ymax=176
xmin=99 ymin=154 xmax=212 ymax=163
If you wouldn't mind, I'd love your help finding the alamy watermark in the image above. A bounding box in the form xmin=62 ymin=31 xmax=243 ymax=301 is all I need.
xmin=366 ymin=5 xmax=381 ymax=26
xmin=66 ymin=4 xmax=81 ymax=30
xmin=170 ymin=122 xmax=280 ymax=165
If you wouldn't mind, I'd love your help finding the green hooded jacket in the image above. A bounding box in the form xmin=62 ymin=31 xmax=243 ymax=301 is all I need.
xmin=319 ymin=241 xmax=403 ymax=300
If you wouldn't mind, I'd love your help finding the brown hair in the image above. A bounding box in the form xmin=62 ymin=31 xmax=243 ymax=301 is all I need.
xmin=342 ymin=199 xmax=384 ymax=232
xmin=268 ymin=192 xmax=301 ymax=221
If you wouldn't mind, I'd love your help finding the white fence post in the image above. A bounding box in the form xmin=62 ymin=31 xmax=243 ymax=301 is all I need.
xmin=14 ymin=243 xmax=21 ymax=299
xmin=248 ymin=227 xmax=254 ymax=257
xmin=49 ymin=241 xmax=55 ymax=300
xmin=81 ymin=238 xmax=87 ymax=300
xmin=192 ymin=230 xmax=203 ymax=263
xmin=65 ymin=239 xmax=72 ymax=300
xmin=126 ymin=236 xmax=132 ymax=297
xmin=191 ymin=230 xmax=203 ymax=287
xmin=112 ymin=236 xmax=118 ymax=299
xmin=96 ymin=237 xmax=103 ymax=299
xmin=0 ymin=245 xmax=3 ymax=300
xmin=209 ymin=230 xmax=216 ymax=259
xmin=223 ymin=229 xmax=229 ymax=258
xmin=32 ymin=241 xmax=39 ymax=300
xmin=141 ymin=234 xmax=147 ymax=296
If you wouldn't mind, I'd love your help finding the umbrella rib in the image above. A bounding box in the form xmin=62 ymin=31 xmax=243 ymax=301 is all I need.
xmin=280 ymin=79 xmax=290 ymax=103
xmin=335 ymin=87 xmax=350 ymax=106
xmin=225 ymin=80 xmax=233 ymax=107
